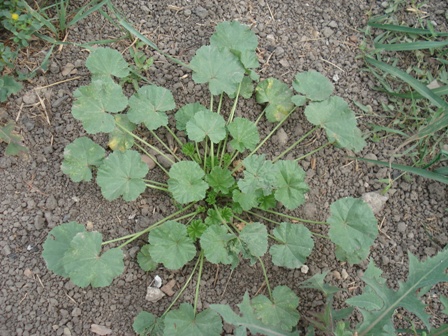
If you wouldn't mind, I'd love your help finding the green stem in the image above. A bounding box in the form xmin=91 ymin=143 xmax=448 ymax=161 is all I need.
xmin=257 ymin=256 xmax=272 ymax=300
xmin=259 ymin=208 xmax=328 ymax=225
xmin=193 ymin=252 xmax=205 ymax=314
xmin=116 ymin=122 xmax=173 ymax=170
xmin=294 ymin=142 xmax=332 ymax=162
xmin=101 ymin=203 xmax=196 ymax=247
xmin=249 ymin=108 xmax=296 ymax=157
xmin=143 ymin=179 xmax=168 ymax=187
xmin=195 ymin=142 xmax=202 ymax=164
xmin=162 ymin=252 xmax=202 ymax=318
xmin=255 ymin=107 xmax=266 ymax=125
xmin=311 ymin=232 xmax=330 ymax=240
xmin=134 ymin=142 xmax=169 ymax=175
xmin=150 ymin=130 xmax=180 ymax=162
xmin=210 ymin=93 xmax=214 ymax=112
xmin=217 ymin=93 xmax=223 ymax=115
xmin=145 ymin=183 xmax=168 ymax=192
xmin=224 ymin=150 xmax=240 ymax=169
xmin=247 ymin=211 xmax=281 ymax=225
xmin=203 ymin=140 xmax=208 ymax=172
xmin=210 ymin=140 xmax=215 ymax=171
xmin=227 ymin=81 xmax=242 ymax=124
xmin=164 ymin=125 xmax=183 ymax=147
xmin=273 ymin=126 xmax=318 ymax=162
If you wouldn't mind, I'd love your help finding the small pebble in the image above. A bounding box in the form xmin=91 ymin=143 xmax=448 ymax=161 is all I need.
xmin=341 ymin=269 xmax=349 ymax=280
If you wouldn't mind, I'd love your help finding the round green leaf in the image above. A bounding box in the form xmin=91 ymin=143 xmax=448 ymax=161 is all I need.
xmin=167 ymin=161 xmax=209 ymax=203
xmin=186 ymin=110 xmax=226 ymax=144
xmin=148 ymin=221 xmax=196 ymax=270
xmin=304 ymin=96 xmax=366 ymax=152
xmin=137 ymin=245 xmax=158 ymax=272
xmin=190 ymin=45 xmax=245 ymax=96
xmin=133 ymin=311 xmax=158 ymax=336
xmin=97 ymin=150 xmax=148 ymax=201
xmin=210 ymin=21 xmax=258 ymax=54
xmin=239 ymin=222 xmax=268 ymax=258
xmin=252 ymin=286 xmax=300 ymax=331
xmin=206 ymin=166 xmax=235 ymax=194
xmin=328 ymin=197 xmax=378 ymax=264
xmin=255 ymin=78 xmax=294 ymax=122
xmin=61 ymin=137 xmax=106 ymax=182
xmin=108 ymin=114 xmax=136 ymax=152
xmin=269 ymin=223 xmax=314 ymax=269
xmin=293 ymin=70 xmax=334 ymax=101
xmin=127 ymin=85 xmax=175 ymax=130
xmin=228 ymin=117 xmax=260 ymax=152
xmin=164 ymin=304 xmax=222 ymax=336
xmin=200 ymin=225 xmax=236 ymax=265
xmin=72 ymin=78 xmax=128 ymax=134
xmin=274 ymin=160 xmax=309 ymax=210
xmin=232 ymin=189 xmax=259 ymax=212
xmin=62 ymin=231 xmax=124 ymax=288
xmin=175 ymin=102 xmax=208 ymax=131
xmin=238 ymin=154 xmax=278 ymax=196
xmin=210 ymin=21 xmax=259 ymax=70
xmin=86 ymin=47 xmax=130 ymax=78
xmin=42 ymin=222 xmax=86 ymax=277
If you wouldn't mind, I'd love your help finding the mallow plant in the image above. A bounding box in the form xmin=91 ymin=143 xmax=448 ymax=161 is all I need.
xmin=41 ymin=21 xmax=448 ymax=335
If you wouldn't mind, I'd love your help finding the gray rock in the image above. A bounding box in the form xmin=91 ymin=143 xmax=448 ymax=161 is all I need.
xmin=34 ymin=215 xmax=45 ymax=230
xmin=328 ymin=20 xmax=338 ymax=28
xmin=276 ymin=127 xmax=288 ymax=145
xmin=322 ymin=27 xmax=334 ymax=38
xmin=361 ymin=191 xmax=388 ymax=214
xmin=71 ymin=307 xmax=81 ymax=317
xmin=22 ymin=91 xmax=37 ymax=105
xmin=194 ymin=6 xmax=208 ymax=19
xmin=397 ymin=222 xmax=406 ymax=233
xmin=46 ymin=195 xmax=57 ymax=211
xmin=157 ymin=154 xmax=175 ymax=169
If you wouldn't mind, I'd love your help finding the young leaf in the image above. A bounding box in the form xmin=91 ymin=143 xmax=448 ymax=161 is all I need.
xmin=148 ymin=221 xmax=196 ymax=270
xmin=238 ymin=154 xmax=278 ymax=196
xmin=299 ymin=271 xmax=340 ymax=297
xmin=304 ymin=96 xmax=366 ymax=152
xmin=0 ymin=120 xmax=28 ymax=156
xmin=42 ymin=221 xmax=86 ymax=277
xmin=190 ymin=45 xmax=245 ymax=96
xmin=255 ymin=78 xmax=294 ymax=122
xmin=210 ymin=21 xmax=259 ymax=70
xmin=232 ymin=189 xmax=259 ymax=211
xmin=108 ymin=114 xmax=136 ymax=151
xmin=327 ymin=197 xmax=378 ymax=264
xmin=257 ymin=193 xmax=277 ymax=210
xmin=186 ymin=110 xmax=226 ymax=143
xmin=269 ymin=222 xmax=314 ymax=269
xmin=227 ymin=117 xmax=260 ymax=152
xmin=228 ymin=75 xmax=255 ymax=99
xmin=200 ymin=225 xmax=236 ymax=265
xmin=85 ymin=47 xmax=130 ymax=78
xmin=72 ymin=78 xmax=128 ymax=134
xmin=274 ymin=160 xmax=309 ymax=210
xmin=187 ymin=219 xmax=207 ymax=241
xmin=127 ymin=85 xmax=175 ymax=131
xmin=164 ymin=304 xmax=222 ymax=336
xmin=61 ymin=137 xmax=106 ymax=182
xmin=167 ymin=161 xmax=209 ymax=203
xmin=133 ymin=311 xmax=164 ymax=336
xmin=62 ymin=231 xmax=124 ymax=288
xmin=137 ymin=245 xmax=158 ymax=272
xmin=206 ymin=166 xmax=235 ymax=194
xmin=347 ymin=250 xmax=448 ymax=335
xmin=293 ymin=71 xmax=334 ymax=101
xmin=239 ymin=222 xmax=268 ymax=258
xmin=96 ymin=150 xmax=148 ymax=201
xmin=210 ymin=292 xmax=300 ymax=336
xmin=175 ymin=102 xmax=208 ymax=131
xmin=252 ymin=286 xmax=300 ymax=331
xmin=210 ymin=21 xmax=258 ymax=55
xmin=0 ymin=75 xmax=22 ymax=102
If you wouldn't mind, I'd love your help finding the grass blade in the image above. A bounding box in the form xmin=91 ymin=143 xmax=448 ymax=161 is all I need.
xmin=368 ymin=22 xmax=448 ymax=37
xmin=365 ymin=57 xmax=448 ymax=109
xmin=374 ymin=40 xmax=448 ymax=51
xmin=69 ymin=0 xmax=110 ymax=27
xmin=378 ymin=85 xmax=448 ymax=100
xmin=355 ymin=157 xmax=448 ymax=184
